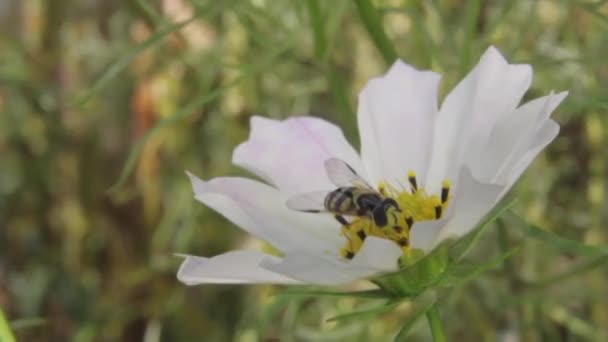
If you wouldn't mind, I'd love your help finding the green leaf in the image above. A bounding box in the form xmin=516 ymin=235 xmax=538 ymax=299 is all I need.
xmin=459 ymin=0 xmax=482 ymax=75
xmin=508 ymin=211 xmax=608 ymax=257
xmin=353 ymin=0 xmax=398 ymax=65
xmin=503 ymin=254 xmax=608 ymax=310
xmin=325 ymin=301 xmax=398 ymax=323
xmin=0 ymin=307 xmax=16 ymax=342
xmin=74 ymin=17 xmax=196 ymax=107
xmin=438 ymin=248 xmax=520 ymax=288
xmin=374 ymin=244 xmax=450 ymax=297
xmin=107 ymin=43 xmax=292 ymax=193
xmin=280 ymin=288 xmax=391 ymax=299
xmin=9 ymin=318 xmax=46 ymax=331
xmin=393 ymin=294 xmax=435 ymax=341
xmin=305 ymin=0 xmax=327 ymax=60
xmin=450 ymin=197 xmax=519 ymax=262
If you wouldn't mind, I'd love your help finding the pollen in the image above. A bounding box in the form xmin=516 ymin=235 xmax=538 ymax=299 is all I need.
xmin=339 ymin=172 xmax=451 ymax=260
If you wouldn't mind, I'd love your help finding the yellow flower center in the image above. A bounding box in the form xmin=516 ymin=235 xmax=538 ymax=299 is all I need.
xmin=339 ymin=172 xmax=451 ymax=260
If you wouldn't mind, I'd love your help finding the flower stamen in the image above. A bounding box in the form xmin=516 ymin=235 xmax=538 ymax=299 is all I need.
xmin=338 ymin=171 xmax=452 ymax=260
xmin=408 ymin=171 xmax=418 ymax=193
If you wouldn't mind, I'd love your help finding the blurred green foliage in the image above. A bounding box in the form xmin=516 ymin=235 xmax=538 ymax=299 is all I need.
xmin=0 ymin=0 xmax=607 ymax=341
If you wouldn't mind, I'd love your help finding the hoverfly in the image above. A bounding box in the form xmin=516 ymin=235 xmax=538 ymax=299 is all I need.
xmin=286 ymin=158 xmax=412 ymax=231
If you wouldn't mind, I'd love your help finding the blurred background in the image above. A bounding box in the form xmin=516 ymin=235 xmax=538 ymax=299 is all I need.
xmin=0 ymin=0 xmax=606 ymax=341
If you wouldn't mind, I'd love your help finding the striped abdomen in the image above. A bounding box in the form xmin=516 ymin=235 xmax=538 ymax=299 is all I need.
xmin=324 ymin=187 xmax=382 ymax=217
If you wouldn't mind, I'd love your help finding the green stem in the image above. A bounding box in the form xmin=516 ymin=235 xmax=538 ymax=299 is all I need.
xmin=0 ymin=307 xmax=16 ymax=342
xmin=425 ymin=304 xmax=446 ymax=342
xmin=353 ymin=0 xmax=398 ymax=66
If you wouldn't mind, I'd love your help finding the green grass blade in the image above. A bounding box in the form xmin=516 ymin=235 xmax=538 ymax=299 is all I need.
xmin=326 ymin=301 xmax=398 ymax=323
xmin=439 ymin=248 xmax=520 ymax=288
xmin=451 ymin=197 xmax=518 ymax=262
xmin=353 ymin=0 xmax=398 ymax=65
xmin=74 ymin=17 xmax=196 ymax=107
xmin=107 ymin=43 xmax=292 ymax=193
xmin=393 ymin=295 xmax=435 ymax=341
xmin=9 ymin=318 xmax=46 ymax=331
xmin=529 ymin=254 xmax=608 ymax=290
xmin=508 ymin=211 xmax=608 ymax=256
xmin=280 ymin=288 xmax=391 ymax=299
xmin=459 ymin=0 xmax=482 ymax=75
xmin=305 ymin=0 xmax=326 ymax=60
xmin=0 ymin=308 xmax=16 ymax=342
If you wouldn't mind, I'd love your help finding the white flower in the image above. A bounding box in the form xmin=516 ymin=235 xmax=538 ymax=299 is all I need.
xmin=178 ymin=46 xmax=567 ymax=286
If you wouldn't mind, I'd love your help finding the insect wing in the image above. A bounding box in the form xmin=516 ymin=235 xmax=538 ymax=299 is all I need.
xmin=286 ymin=191 xmax=329 ymax=213
xmin=324 ymin=158 xmax=374 ymax=190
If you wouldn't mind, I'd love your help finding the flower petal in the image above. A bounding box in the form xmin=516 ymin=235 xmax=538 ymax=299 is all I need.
xmin=349 ymin=236 xmax=403 ymax=270
xmin=499 ymin=119 xmax=560 ymax=194
xmin=177 ymin=251 xmax=300 ymax=285
xmin=426 ymin=46 xmax=532 ymax=192
xmin=472 ymin=91 xmax=567 ymax=184
xmin=434 ymin=168 xmax=504 ymax=245
xmin=187 ymin=173 xmax=342 ymax=254
xmin=410 ymin=220 xmax=444 ymax=252
xmin=358 ymin=60 xmax=440 ymax=187
xmin=261 ymin=237 xmax=401 ymax=285
xmin=233 ymin=116 xmax=364 ymax=196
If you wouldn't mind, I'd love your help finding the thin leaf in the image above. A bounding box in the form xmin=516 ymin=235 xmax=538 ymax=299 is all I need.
xmin=280 ymin=288 xmax=391 ymax=299
xmin=393 ymin=295 xmax=435 ymax=341
xmin=439 ymin=248 xmax=520 ymax=288
xmin=529 ymin=254 xmax=608 ymax=290
xmin=0 ymin=308 xmax=16 ymax=342
xmin=353 ymin=0 xmax=398 ymax=65
xmin=326 ymin=301 xmax=398 ymax=323
xmin=451 ymin=197 xmax=519 ymax=262
xmin=74 ymin=17 xmax=196 ymax=107
xmin=508 ymin=211 xmax=608 ymax=257
xmin=305 ymin=0 xmax=326 ymax=60
xmin=107 ymin=43 xmax=292 ymax=193
xmin=459 ymin=0 xmax=482 ymax=75
xmin=504 ymin=254 xmax=608 ymax=308
xmin=10 ymin=318 xmax=46 ymax=331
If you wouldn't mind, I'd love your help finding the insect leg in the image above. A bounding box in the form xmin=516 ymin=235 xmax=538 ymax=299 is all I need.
xmin=334 ymin=215 xmax=349 ymax=226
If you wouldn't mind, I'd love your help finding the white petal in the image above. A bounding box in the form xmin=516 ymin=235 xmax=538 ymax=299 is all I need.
xmin=233 ymin=116 xmax=364 ymax=196
xmin=499 ymin=119 xmax=560 ymax=194
xmin=177 ymin=251 xmax=300 ymax=285
xmin=426 ymin=46 xmax=532 ymax=192
xmin=349 ymin=236 xmax=403 ymax=270
xmin=473 ymin=91 xmax=567 ymax=183
xmin=410 ymin=220 xmax=444 ymax=252
xmin=492 ymin=93 xmax=566 ymax=184
xmin=434 ymin=168 xmax=504 ymax=245
xmin=358 ymin=60 xmax=440 ymax=187
xmin=261 ymin=237 xmax=401 ymax=285
xmin=187 ymin=173 xmax=342 ymax=254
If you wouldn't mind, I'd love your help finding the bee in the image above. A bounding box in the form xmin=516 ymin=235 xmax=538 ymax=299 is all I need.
xmin=286 ymin=158 xmax=412 ymax=231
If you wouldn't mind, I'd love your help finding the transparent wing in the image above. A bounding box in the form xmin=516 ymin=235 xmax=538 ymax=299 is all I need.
xmin=324 ymin=158 xmax=374 ymax=190
xmin=286 ymin=191 xmax=329 ymax=213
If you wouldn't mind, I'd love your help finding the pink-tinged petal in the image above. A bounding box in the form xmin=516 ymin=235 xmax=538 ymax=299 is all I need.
xmin=358 ymin=60 xmax=440 ymax=187
xmin=177 ymin=251 xmax=300 ymax=285
xmin=261 ymin=237 xmax=401 ymax=285
xmin=434 ymin=168 xmax=504 ymax=245
xmin=187 ymin=173 xmax=342 ymax=255
xmin=233 ymin=116 xmax=364 ymax=196
xmin=426 ymin=46 xmax=532 ymax=193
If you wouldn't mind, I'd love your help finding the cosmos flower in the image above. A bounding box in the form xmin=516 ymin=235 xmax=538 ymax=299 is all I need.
xmin=178 ymin=46 xmax=567 ymax=286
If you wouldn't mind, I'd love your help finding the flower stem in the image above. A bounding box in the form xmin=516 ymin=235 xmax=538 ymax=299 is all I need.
xmin=425 ymin=304 xmax=446 ymax=342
